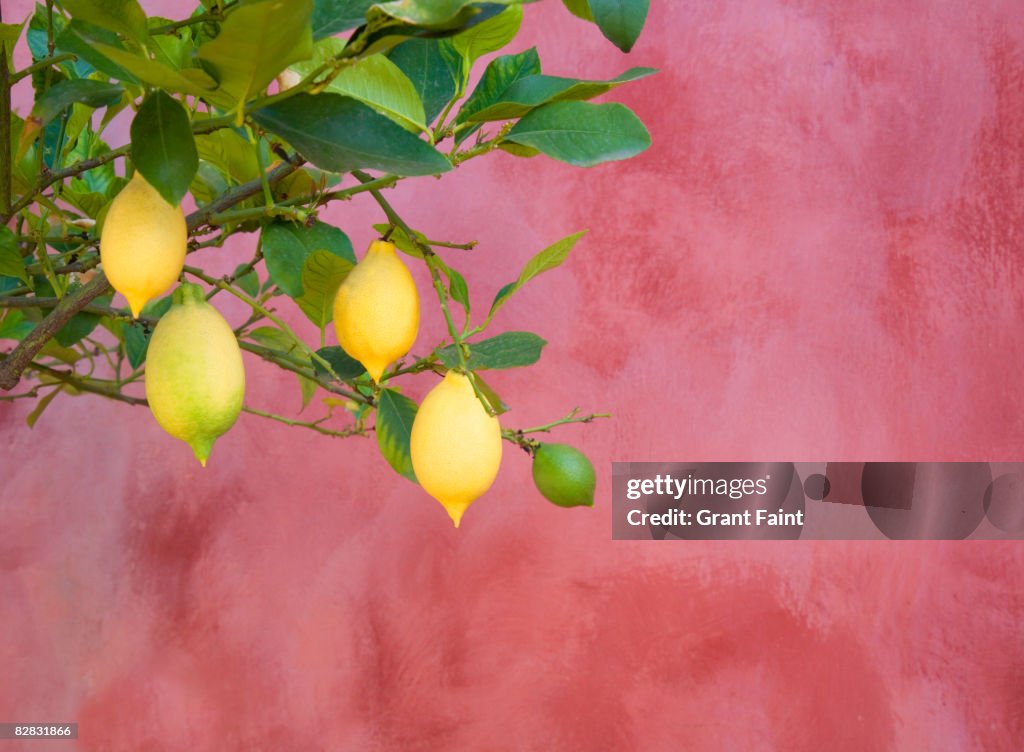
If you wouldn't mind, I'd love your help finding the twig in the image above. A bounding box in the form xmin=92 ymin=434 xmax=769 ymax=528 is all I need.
xmin=0 ymin=34 xmax=10 ymax=216
xmin=238 ymin=341 xmax=372 ymax=405
xmin=27 ymin=362 xmax=147 ymax=406
xmin=10 ymin=53 xmax=77 ymax=83
xmin=501 ymin=410 xmax=612 ymax=451
xmin=242 ymin=405 xmax=369 ymax=438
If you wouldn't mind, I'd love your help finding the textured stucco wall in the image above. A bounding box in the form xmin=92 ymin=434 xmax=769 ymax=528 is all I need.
xmin=3 ymin=1 xmax=1024 ymax=749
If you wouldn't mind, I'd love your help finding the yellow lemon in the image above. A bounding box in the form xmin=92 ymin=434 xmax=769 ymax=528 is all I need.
xmin=145 ymin=283 xmax=245 ymax=466
xmin=333 ymin=239 xmax=419 ymax=382
xmin=100 ymin=172 xmax=187 ymax=317
xmin=410 ymin=371 xmax=502 ymax=527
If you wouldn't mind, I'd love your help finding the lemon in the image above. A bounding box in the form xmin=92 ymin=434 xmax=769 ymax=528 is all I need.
xmin=410 ymin=371 xmax=502 ymax=527
xmin=532 ymin=443 xmax=596 ymax=508
xmin=332 ymin=239 xmax=419 ymax=382
xmin=145 ymin=283 xmax=245 ymax=466
xmin=100 ymin=172 xmax=187 ymax=318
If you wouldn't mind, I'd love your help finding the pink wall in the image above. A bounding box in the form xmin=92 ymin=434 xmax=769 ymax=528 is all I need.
xmin=3 ymin=1 xmax=1024 ymax=748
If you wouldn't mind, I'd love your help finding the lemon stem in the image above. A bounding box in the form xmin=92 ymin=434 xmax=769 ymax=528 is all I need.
xmin=172 ymin=282 xmax=206 ymax=306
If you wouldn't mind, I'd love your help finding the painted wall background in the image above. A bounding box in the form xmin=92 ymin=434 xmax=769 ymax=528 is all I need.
xmin=3 ymin=0 xmax=1024 ymax=749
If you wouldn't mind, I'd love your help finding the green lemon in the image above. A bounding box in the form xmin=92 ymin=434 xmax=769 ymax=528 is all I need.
xmin=532 ymin=443 xmax=596 ymax=508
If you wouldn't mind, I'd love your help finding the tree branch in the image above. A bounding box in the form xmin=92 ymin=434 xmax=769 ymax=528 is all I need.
xmin=0 ymin=36 xmax=11 ymax=216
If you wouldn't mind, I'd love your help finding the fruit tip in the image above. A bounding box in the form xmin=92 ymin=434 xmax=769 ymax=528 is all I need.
xmin=444 ymin=502 xmax=466 ymax=528
xmin=189 ymin=436 xmax=214 ymax=468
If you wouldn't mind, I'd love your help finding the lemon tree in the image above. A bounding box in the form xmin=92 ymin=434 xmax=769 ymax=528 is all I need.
xmin=0 ymin=0 xmax=651 ymax=526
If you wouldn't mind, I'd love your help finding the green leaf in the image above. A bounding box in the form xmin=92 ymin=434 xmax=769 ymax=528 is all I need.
xmin=89 ymin=40 xmax=219 ymax=98
xmin=148 ymin=18 xmax=192 ymax=70
xmin=589 ymin=0 xmax=649 ymax=52
xmin=312 ymin=0 xmax=375 ymax=39
xmin=262 ymin=220 xmax=355 ymax=299
xmin=0 ymin=227 xmax=28 ymax=283
xmin=197 ymin=0 xmax=314 ymax=116
xmin=504 ymin=101 xmax=650 ymax=167
xmin=376 ymin=388 xmax=418 ymax=481
xmin=141 ymin=294 xmax=174 ymax=320
xmin=55 ymin=21 xmax=140 ymax=84
xmin=371 ymin=223 xmax=425 ymax=259
xmin=123 ymin=322 xmax=150 ymax=368
xmin=445 ymin=264 xmax=469 ymax=313
xmin=60 ymin=0 xmax=149 ymax=43
xmin=498 ymin=141 xmax=539 ymax=158
xmin=456 ymin=47 xmax=540 ymax=131
xmin=0 ymin=311 xmax=35 ymax=342
xmin=189 ymin=162 xmax=228 ymax=207
xmin=296 ymin=250 xmax=353 ymax=328
xmin=298 ymin=374 xmax=318 ymax=410
xmin=331 ymin=55 xmax=427 ymax=132
xmin=22 ymin=79 xmax=123 ymax=147
xmin=561 ymin=0 xmax=594 ymax=21
xmin=248 ymin=325 xmax=306 ymax=357
xmin=233 ymin=264 xmax=260 ymax=298
xmin=450 ymin=5 xmax=522 ymax=67
xmin=195 ymin=128 xmax=261 ymax=185
xmin=293 ymin=43 xmax=427 ymax=132
xmin=471 ymin=372 xmax=509 ymax=415
xmin=55 ymin=309 xmax=104 ymax=347
xmin=26 ymin=385 xmax=64 ymax=429
xmin=313 ymin=346 xmax=366 ymax=380
xmin=488 ymin=230 xmax=586 ymax=320
xmin=0 ymin=21 xmax=24 ymax=66
xmin=130 ymin=91 xmax=198 ymax=207
xmin=388 ymin=38 xmax=458 ymax=124
xmin=252 ymin=92 xmax=452 ymax=176
xmin=368 ymin=0 xmax=524 ymax=30
xmin=467 ymin=67 xmax=655 ymax=122
xmin=438 ymin=331 xmax=546 ymax=370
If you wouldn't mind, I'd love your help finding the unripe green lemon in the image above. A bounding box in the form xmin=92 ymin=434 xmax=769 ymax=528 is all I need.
xmin=333 ymin=239 xmax=419 ymax=382
xmin=100 ymin=172 xmax=187 ymax=318
xmin=532 ymin=443 xmax=596 ymax=508
xmin=410 ymin=371 xmax=502 ymax=527
xmin=145 ymin=283 xmax=245 ymax=466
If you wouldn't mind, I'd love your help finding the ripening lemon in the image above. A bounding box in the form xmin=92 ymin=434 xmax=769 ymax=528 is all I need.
xmin=145 ymin=283 xmax=245 ymax=466
xmin=333 ymin=239 xmax=419 ymax=382
xmin=410 ymin=371 xmax=502 ymax=527
xmin=100 ymin=172 xmax=187 ymax=317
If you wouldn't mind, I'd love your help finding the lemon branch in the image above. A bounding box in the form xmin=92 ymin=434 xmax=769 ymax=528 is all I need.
xmin=237 ymin=341 xmax=371 ymax=405
xmin=25 ymin=362 xmax=369 ymax=439
xmin=27 ymin=362 xmax=147 ymax=406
